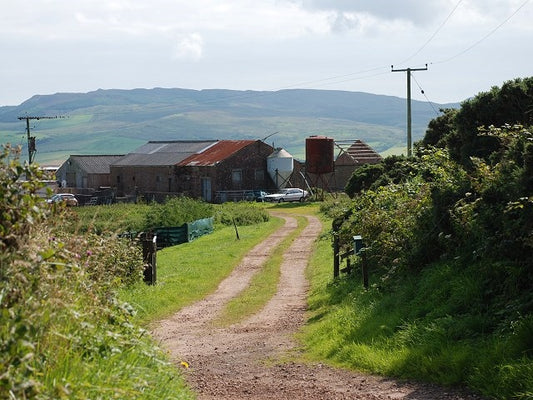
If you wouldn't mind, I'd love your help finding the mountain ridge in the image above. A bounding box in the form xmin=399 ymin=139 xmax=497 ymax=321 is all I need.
xmin=0 ymin=88 xmax=460 ymax=164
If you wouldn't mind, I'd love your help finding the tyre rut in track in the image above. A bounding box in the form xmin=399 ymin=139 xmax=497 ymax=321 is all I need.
xmin=152 ymin=213 xmax=484 ymax=400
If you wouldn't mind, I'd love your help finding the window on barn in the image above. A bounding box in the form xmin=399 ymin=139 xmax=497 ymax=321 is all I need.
xmin=232 ymin=169 xmax=242 ymax=184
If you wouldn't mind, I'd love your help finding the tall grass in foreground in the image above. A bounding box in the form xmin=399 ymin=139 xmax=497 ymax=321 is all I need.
xmin=120 ymin=217 xmax=284 ymax=325
xmin=214 ymin=215 xmax=308 ymax=326
xmin=0 ymin=147 xmax=196 ymax=399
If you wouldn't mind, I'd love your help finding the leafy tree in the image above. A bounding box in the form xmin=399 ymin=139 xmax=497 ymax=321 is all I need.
xmin=344 ymin=163 xmax=384 ymax=197
xmin=0 ymin=147 xmax=151 ymax=398
xmin=420 ymin=108 xmax=458 ymax=148
xmin=421 ymin=77 xmax=533 ymax=167
xmin=345 ymin=155 xmax=421 ymax=197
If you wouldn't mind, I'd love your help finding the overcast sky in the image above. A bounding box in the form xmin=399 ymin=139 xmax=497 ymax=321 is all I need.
xmin=1 ymin=0 xmax=531 ymax=106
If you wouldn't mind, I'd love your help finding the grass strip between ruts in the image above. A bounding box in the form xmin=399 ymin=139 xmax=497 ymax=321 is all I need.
xmin=213 ymin=214 xmax=309 ymax=327
xmin=120 ymin=217 xmax=284 ymax=326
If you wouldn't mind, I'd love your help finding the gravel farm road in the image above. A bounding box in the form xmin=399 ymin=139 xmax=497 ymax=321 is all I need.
xmin=152 ymin=213 xmax=485 ymax=400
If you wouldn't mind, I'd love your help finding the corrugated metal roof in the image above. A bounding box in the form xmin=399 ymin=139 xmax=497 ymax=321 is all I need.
xmin=70 ymin=155 xmax=125 ymax=174
xmin=178 ymin=140 xmax=257 ymax=167
xmin=113 ymin=140 xmax=217 ymax=166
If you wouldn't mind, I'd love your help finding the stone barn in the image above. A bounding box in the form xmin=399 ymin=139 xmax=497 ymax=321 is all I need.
xmin=110 ymin=140 xmax=275 ymax=202
xmin=56 ymin=155 xmax=125 ymax=190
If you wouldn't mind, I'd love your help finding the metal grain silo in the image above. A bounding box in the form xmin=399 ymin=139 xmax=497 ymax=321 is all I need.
xmin=267 ymin=148 xmax=294 ymax=189
xmin=306 ymin=136 xmax=334 ymax=174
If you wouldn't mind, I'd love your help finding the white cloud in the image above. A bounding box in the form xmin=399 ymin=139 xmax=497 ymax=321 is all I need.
xmin=328 ymin=12 xmax=361 ymax=33
xmin=173 ymin=33 xmax=204 ymax=61
xmin=0 ymin=0 xmax=532 ymax=105
xmin=298 ymin=0 xmax=451 ymax=26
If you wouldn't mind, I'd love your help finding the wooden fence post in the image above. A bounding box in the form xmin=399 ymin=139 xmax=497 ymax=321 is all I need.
xmin=333 ymin=233 xmax=340 ymax=278
xmin=361 ymin=250 xmax=369 ymax=289
xmin=141 ymin=231 xmax=157 ymax=285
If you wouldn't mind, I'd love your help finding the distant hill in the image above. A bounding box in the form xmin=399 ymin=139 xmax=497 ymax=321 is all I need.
xmin=0 ymin=88 xmax=460 ymax=164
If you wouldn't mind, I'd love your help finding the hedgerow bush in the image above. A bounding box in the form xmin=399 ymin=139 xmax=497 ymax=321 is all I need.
xmin=324 ymin=124 xmax=533 ymax=398
xmin=71 ymin=203 xmax=151 ymax=234
xmin=214 ymin=202 xmax=270 ymax=226
xmin=143 ymin=196 xmax=214 ymax=229
xmin=0 ymin=146 xmax=191 ymax=399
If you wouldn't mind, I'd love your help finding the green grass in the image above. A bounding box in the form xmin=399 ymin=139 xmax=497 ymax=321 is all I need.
xmin=214 ymin=215 xmax=308 ymax=326
xmin=299 ymin=243 xmax=533 ymax=399
xmin=42 ymin=339 xmax=194 ymax=399
xmin=120 ymin=217 xmax=284 ymax=325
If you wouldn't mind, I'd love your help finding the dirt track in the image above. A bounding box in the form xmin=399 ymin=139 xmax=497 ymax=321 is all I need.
xmin=152 ymin=213 xmax=484 ymax=399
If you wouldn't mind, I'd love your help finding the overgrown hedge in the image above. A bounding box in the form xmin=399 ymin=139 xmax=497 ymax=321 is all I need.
xmin=214 ymin=202 xmax=270 ymax=226
xmin=328 ymin=123 xmax=533 ymax=398
xmin=0 ymin=146 xmax=192 ymax=399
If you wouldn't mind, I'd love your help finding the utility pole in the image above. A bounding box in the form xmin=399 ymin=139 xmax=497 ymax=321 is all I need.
xmin=391 ymin=64 xmax=428 ymax=157
xmin=17 ymin=116 xmax=64 ymax=164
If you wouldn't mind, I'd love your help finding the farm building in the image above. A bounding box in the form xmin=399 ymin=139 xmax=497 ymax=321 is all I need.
xmin=334 ymin=139 xmax=382 ymax=189
xmin=56 ymin=137 xmax=381 ymax=202
xmin=301 ymin=137 xmax=382 ymax=192
xmin=110 ymin=140 xmax=275 ymax=202
xmin=56 ymin=155 xmax=125 ymax=190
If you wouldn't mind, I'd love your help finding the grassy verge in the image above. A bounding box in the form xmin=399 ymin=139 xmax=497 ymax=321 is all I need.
xmin=120 ymin=217 xmax=284 ymax=325
xmin=299 ymin=238 xmax=533 ymax=399
xmin=42 ymin=339 xmax=194 ymax=399
xmin=214 ymin=215 xmax=308 ymax=326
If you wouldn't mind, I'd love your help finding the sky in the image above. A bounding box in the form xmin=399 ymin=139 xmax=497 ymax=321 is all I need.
xmin=0 ymin=0 xmax=532 ymax=106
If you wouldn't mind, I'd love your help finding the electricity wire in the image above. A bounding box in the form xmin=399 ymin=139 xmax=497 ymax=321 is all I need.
xmin=190 ymin=1 xmax=530 ymax=109
xmin=397 ymin=0 xmax=464 ymax=66
xmin=432 ymin=0 xmax=531 ymax=64
xmin=411 ymin=74 xmax=440 ymax=116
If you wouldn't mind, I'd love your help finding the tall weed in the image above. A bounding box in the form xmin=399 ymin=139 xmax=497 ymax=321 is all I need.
xmin=0 ymin=147 xmax=192 ymax=399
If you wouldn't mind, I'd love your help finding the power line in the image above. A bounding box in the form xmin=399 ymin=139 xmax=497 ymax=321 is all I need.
xmin=17 ymin=115 xmax=66 ymax=164
xmin=411 ymin=74 xmax=440 ymax=116
xmin=433 ymin=0 xmax=531 ymax=65
xmin=397 ymin=0 xmax=464 ymax=66
xmin=392 ymin=64 xmax=428 ymax=157
xmin=211 ymin=0 xmax=529 ymax=111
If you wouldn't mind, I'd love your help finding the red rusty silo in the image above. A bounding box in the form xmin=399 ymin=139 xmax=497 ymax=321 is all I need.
xmin=306 ymin=136 xmax=334 ymax=174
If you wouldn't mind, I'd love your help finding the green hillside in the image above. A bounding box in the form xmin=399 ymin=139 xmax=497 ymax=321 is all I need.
xmin=0 ymin=88 xmax=458 ymax=164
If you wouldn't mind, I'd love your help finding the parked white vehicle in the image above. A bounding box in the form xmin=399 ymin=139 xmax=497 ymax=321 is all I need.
xmin=264 ymin=188 xmax=309 ymax=203
xmin=46 ymin=193 xmax=79 ymax=206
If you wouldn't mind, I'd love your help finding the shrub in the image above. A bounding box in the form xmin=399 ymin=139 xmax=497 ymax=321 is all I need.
xmin=0 ymin=145 xmax=48 ymax=252
xmin=143 ymin=196 xmax=213 ymax=229
xmin=0 ymin=147 xmax=187 ymax=398
xmin=214 ymin=202 xmax=270 ymax=226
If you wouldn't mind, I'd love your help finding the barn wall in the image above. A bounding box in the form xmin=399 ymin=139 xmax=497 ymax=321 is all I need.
xmin=87 ymin=174 xmax=112 ymax=189
xmin=111 ymin=165 xmax=175 ymax=196
xmin=175 ymin=141 xmax=275 ymax=201
xmin=111 ymin=141 xmax=275 ymax=201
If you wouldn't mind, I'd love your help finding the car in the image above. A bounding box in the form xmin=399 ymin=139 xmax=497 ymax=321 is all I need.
xmin=47 ymin=193 xmax=78 ymax=206
xmin=264 ymin=188 xmax=309 ymax=203
xmin=245 ymin=190 xmax=269 ymax=202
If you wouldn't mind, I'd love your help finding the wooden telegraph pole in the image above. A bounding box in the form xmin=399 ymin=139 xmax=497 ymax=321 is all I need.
xmin=391 ymin=64 xmax=428 ymax=157
xmin=17 ymin=115 xmax=64 ymax=164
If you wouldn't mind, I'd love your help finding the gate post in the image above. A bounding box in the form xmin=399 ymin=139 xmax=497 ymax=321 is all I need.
xmin=141 ymin=231 xmax=157 ymax=285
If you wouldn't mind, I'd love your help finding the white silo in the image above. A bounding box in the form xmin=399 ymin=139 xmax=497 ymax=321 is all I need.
xmin=267 ymin=148 xmax=294 ymax=189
